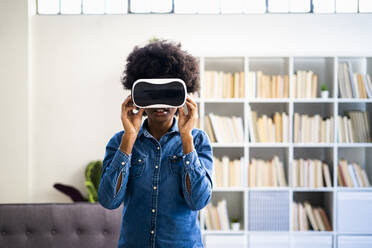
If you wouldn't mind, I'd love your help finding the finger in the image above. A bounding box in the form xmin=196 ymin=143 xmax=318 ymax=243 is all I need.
xmin=185 ymin=101 xmax=196 ymax=111
xmin=138 ymin=108 xmax=145 ymax=116
xmin=122 ymin=97 xmax=133 ymax=113
xmin=122 ymin=106 xmax=137 ymax=117
xmin=178 ymin=106 xmax=184 ymax=117
xmin=124 ymin=106 xmax=137 ymax=111
xmin=186 ymin=97 xmax=197 ymax=108
xmin=186 ymin=101 xmax=198 ymax=117
xmin=130 ymin=108 xmax=144 ymax=118
xmin=122 ymin=94 xmax=132 ymax=106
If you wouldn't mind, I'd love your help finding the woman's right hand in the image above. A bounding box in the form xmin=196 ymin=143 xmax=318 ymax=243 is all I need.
xmin=121 ymin=94 xmax=145 ymax=136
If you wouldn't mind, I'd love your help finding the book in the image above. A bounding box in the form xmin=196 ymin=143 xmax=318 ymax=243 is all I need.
xmin=304 ymin=201 xmax=319 ymax=231
xmin=249 ymin=156 xmax=287 ymax=187
xmin=318 ymin=208 xmax=332 ymax=231
xmin=338 ymin=159 xmax=370 ymax=187
xmin=204 ymin=70 xmax=245 ymax=98
xmin=293 ymin=201 xmax=332 ymax=232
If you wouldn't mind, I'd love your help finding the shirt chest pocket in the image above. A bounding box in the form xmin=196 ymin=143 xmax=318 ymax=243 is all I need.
xmin=129 ymin=154 xmax=147 ymax=179
xmin=168 ymin=152 xmax=184 ymax=176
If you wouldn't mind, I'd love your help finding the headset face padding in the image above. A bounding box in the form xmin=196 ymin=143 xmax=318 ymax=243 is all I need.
xmin=131 ymin=78 xmax=187 ymax=108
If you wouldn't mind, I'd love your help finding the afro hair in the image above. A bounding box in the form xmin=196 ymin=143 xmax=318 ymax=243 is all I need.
xmin=121 ymin=39 xmax=200 ymax=116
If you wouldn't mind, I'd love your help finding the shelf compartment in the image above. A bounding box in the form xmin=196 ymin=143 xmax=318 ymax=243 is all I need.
xmin=337 ymin=147 xmax=372 ymax=188
xmin=204 ymin=102 xmax=245 ymax=144
xmin=248 ymin=190 xmax=290 ymax=231
xmin=293 ymin=102 xmax=334 ymax=143
xmin=337 ymin=191 xmax=372 ymax=233
xmin=338 ymin=235 xmax=372 ymax=248
xmin=292 ymin=147 xmax=334 ymax=188
xmin=249 ymin=147 xmax=289 ymax=188
xmin=212 ymin=148 xmax=245 ymax=188
xmin=204 ymin=233 xmax=246 ymax=248
xmin=203 ymin=57 xmax=245 ymax=99
xmin=292 ymin=191 xmax=334 ymax=231
xmin=203 ymin=191 xmax=245 ymax=232
xmin=249 ymin=233 xmax=289 ymax=248
xmin=291 ymin=234 xmax=333 ymax=248
xmin=337 ymin=102 xmax=372 ymax=143
xmin=293 ymin=57 xmax=335 ymax=99
xmin=337 ymin=57 xmax=370 ymax=99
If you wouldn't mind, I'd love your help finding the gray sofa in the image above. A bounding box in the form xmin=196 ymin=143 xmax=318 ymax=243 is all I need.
xmin=0 ymin=202 xmax=124 ymax=248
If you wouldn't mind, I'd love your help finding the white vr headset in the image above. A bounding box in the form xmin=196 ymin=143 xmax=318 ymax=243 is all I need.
xmin=131 ymin=78 xmax=188 ymax=115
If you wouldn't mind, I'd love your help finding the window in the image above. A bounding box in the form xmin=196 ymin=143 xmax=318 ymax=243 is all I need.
xmin=83 ymin=0 xmax=105 ymax=14
xmin=243 ymin=0 xmax=266 ymax=14
xmin=37 ymin=0 xmax=368 ymax=15
xmin=336 ymin=0 xmax=358 ymax=13
xmin=130 ymin=0 xmax=172 ymax=13
xmin=61 ymin=0 xmax=81 ymax=14
xmin=289 ymin=0 xmax=311 ymax=13
xmin=38 ymin=0 xmax=59 ymax=14
xmin=197 ymin=0 xmax=220 ymax=14
xmin=268 ymin=0 xmax=289 ymax=13
xmin=174 ymin=0 xmax=197 ymax=14
xmin=359 ymin=0 xmax=372 ymax=13
xmin=312 ymin=0 xmax=335 ymax=13
xmin=106 ymin=0 xmax=128 ymax=14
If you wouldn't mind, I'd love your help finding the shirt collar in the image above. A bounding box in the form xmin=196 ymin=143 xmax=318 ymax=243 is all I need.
xmin=137 ymin=116 xmax=179 ymax=139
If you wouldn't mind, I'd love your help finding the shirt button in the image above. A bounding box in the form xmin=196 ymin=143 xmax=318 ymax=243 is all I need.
xmin=153 ymin=186 xmax=157 ymax=190
xmin=138 ymin=159 xmax=141 ymax=162
xmin=173 ymin=155 xmax=176 ymax=159
xmin=152 ymin=209 xmax=155 ymax=212
xmin=157 ymin=146 xmax=160 ymax=150
xmin=121 ymin=162 xmax=125 ymax=165
xmin=155 ymin=165 xmax=158 ymax=169
xmin=151 ymin=230 xmax=154 ymax=234
xmin=186 ymin=160 xmax=190 ymax=165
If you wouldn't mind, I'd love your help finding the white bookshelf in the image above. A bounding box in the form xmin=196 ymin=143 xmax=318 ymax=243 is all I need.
xmin=195 ymin=56 xmax=372 ymax=248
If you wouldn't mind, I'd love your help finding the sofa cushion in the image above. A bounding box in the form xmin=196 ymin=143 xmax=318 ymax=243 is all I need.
xmin=0 ymin=202 xmax=123 ymax=248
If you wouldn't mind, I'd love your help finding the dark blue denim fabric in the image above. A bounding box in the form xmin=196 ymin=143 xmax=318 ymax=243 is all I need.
xmin=98 ymin=116 xmax=214 ymax=248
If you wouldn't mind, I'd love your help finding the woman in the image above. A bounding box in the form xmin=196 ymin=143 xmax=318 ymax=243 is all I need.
xmin=98 ymin=40 xmax=214 ymax=248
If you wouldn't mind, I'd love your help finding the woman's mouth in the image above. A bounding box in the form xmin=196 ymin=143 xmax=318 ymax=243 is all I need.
xmin=153 ymin=108 xmax=168 ymax=115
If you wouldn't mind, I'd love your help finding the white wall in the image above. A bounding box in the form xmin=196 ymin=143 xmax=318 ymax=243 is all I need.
xmin=0 ymin=0 xmax=29 ymax=203
xmin=2 ymin=3 xmax=372 ymax=203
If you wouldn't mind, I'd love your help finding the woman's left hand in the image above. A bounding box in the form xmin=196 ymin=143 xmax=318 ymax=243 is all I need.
xmin=178 ymin=96 xmax=198 ymax=137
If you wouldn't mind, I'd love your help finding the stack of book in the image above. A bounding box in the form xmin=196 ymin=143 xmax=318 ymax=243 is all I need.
xmin=249 ymin=191 xmax=289 ymax=231
xmin=294 ymin=113 xmax=334 ymax=143
xmin=292 ymin=201 xmax=332 ymax=231
xmin=247 ymin=71 xmax=289 ymax=98
xmin=338 ymin=111 xmax=371 ymax=143
xmin=292 ymin=159 xmax=332 ymax=188
xmin=204 ymin=199 xmax=231 ymax=231
xmin=204 ymin=113 xmax=244 ymax=143
xmin=204 ymin=70 xmax=245 ymax=98
xmin=338 ymin=159 xmax=371 ymax=187
xmin=212 ymin=156 xmax=244 ymax=188
xmin=248 ymin=156 xmax=287 ymax=187
xmin=293 ymin=70 xmax=318 ymax=98
xmin=248 ymin=107 xmax=289 ymax=143
xmin=338 ymin=62 xmax=372 ymax=98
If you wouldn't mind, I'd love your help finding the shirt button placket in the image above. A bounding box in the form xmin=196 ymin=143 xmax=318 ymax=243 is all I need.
xmin=151 ymin=145 xmax=160 ymax=245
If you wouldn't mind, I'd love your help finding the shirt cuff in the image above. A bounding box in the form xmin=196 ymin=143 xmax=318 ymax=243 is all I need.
xmin=182 ymin=148 xmax=202 ymax=173
xmin=111 ymin=148 xmax=132 ymax=173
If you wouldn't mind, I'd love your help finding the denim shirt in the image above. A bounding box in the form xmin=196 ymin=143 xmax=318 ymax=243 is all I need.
xmin=98 ymin=116 xmax=214 ymax=248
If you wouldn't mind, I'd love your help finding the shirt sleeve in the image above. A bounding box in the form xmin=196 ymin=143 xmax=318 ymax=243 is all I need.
xmin=181 ymin=130 xmax=214 ymax=211
xmin=98 ymin=133 xmax=132 ymax=210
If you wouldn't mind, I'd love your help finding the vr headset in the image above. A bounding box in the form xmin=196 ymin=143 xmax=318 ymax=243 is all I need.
xmin=131 ymin=78 xmax=188 ymax=115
